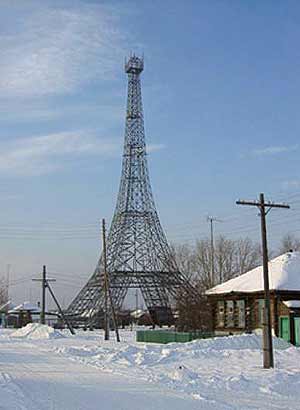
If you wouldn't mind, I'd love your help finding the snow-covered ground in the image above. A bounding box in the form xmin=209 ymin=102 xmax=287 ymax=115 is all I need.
xmin=1 ymin=325 xmax=300 ymax=409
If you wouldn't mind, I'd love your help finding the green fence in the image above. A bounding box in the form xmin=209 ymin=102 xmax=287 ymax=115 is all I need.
xmin=136 ymin=330 xmax=214 ymax=344
xmin=279 ymin=316 xmax=290 ymax=343
xmin=294 ymin=317 xmax=300 ymax=347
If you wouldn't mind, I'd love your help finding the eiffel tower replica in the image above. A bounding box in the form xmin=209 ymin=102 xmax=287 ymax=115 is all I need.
xmin=67 ymin=55 xmax=193 ymax=325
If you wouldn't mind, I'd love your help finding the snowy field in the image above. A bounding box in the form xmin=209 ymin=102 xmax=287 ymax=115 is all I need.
xmin=1 ymin=325 xmax=300 ymax=409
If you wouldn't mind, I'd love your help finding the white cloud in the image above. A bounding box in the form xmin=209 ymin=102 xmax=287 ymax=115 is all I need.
xmin=0 ymin=98 xmax=124 ymax=125
xmin=282 ymin=180 xmax=300 ymax=189
xmin=252 ymin=145 xmax=298 ymax=156
xmin=0 ymin=132 xmax=167 ymax=176
xmin=0 ymin=194 xmax=22 ymax=201
xmin=0 ymin=1 xmax=127 ymax=97
xmin=0 ymin=132 xmax=120 ymax=176
xmin=147 ymin=143 xmax=166 ymax=153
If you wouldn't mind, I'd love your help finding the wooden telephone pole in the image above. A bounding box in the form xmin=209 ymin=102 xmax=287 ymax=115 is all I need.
xmin=207 ymin=216 xmax=222 ymax=285
xmin=33 ymin=265 xmax=55 ymax=325
xmin=236 ymin=193 xmax=290 ymax=368
xmin=32 ymin=265 xmax=75 ymax=335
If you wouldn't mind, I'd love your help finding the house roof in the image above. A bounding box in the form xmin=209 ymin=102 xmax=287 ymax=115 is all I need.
xmin=8 ymin=301 xmax=41 ymax=313
xmin=0 ymin=300 xmax=15 ymax=311
xmin=131 ymin=309 xmax=146 ymax=319
xmin=283 ymin=300 xmax=300 ymax=308
xmin=206 ymin=251 xmax=300 ymax=295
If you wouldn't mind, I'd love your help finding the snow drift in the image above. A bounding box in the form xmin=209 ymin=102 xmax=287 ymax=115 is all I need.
xmin=52 ymin=333 xmax=290 ymax=370
xmin=1 ymin=328 xmax=299 ymax=409
xmin=48 ymin=332 xmax=297 ymax=409
xmin=11 ymin=323 xmax=65 ymax=340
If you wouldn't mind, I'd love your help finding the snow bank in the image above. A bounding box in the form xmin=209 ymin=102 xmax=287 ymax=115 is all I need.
xmin=4 ymin=328 xmax=299 ymax=409
xmin=52 ymin=333 xmax=291 ymax=372
xmin=11 ymin=323 xmax=65 ymax=340
xmin=48 ymin=332 xmax=297 ymax=409
xmin=186 ymin=333 xmax=291 ymax=351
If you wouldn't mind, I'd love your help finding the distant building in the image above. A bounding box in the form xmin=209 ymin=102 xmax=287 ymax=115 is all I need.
xmin=7 ymin=301 xmax=41 ymax=328
xmin=131 ymin=309 xmax=153 ymax=326
xmin=206 ymin=251 xmax=300 ymax=345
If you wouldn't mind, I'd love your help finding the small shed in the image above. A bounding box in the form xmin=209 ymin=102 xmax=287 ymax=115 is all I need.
xmin=206 ymin=251 xmax=300 ymax=345
xmin=131 ymin=309 xmax=153 ymax=326
xmin=8 ymin=301 xmax=41 ymax=328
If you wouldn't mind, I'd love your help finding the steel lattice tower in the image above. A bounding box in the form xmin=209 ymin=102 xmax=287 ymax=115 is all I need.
xmin=67 ymin=56 xmax=192 ymax=325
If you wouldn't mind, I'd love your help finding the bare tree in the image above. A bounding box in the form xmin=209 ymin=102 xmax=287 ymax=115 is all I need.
xmin=170 ymin=243 xmax=195 ymax=281
xmin=279 ymin=233 xmax=300 ymax=254
xmin=172 ymin=236 xmax=260 ymax=291
xmin=215 ymin=236 xmax=236 ymax=283
xmin=192 ymin=236 xmax=236 ymax=288
xmin=194 ymin=236 xmax=260 ymax=289
xmin=172 ymin=236 xmax=261 ymax=331
xmin=173 ymin=236 xmax=261 ymax=331
xmin=176 ymin=288 xmax=213 ymax=332
xmin=0 ymin=277 xmax=7 ymax=307
xmin=193 ymin=239 xmax=212 ymax=289
xmin=234 ymin=237 xmax=261 ymax=276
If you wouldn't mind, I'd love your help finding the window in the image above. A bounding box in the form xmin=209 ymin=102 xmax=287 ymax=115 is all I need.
xmin=216 ymin=301 xmax=225 ymax=328
xmin=218 ymin=300 xmax=246 ymax=329
xmin=226 ymin=300 xmax=234 ymax=328
xmin=236 ymin=300 xmax=245 ymax=328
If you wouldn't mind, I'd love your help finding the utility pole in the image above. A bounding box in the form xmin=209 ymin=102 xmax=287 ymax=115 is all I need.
xmin=207 ymin=216 xmax=221 ymax=285
xmin=32 ymin=265 xmax=55 ymax=325
xmin=135 ymin=289 xmax=139 ymax=325
xmin=102 ymin=219 xmax=120 ymax=342
xmin=42 ymin=265 xmax=46 ymax=324
xmin=33 ymin=266 xmax=75 ymax=335
xmin=236 ymin=193 xmax=290 ymax=369
xmin=6 ymin=264 xmax=10 ymax=305
xmin=135 ymin=289 xmax=138 ymax=312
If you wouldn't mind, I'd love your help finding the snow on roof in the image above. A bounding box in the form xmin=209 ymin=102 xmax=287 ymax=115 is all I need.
xmin=283 ymin=300 xmax=300 ymax=308
xmin=9 ymin=301 xmax=41 ymax=313
xmin=131 ymin=309 xmax=146 ymax=319
xmin=0 ymin=300 xmax=15 ymax=311
xmin=206 ymin=251 xmax=300 ymax=295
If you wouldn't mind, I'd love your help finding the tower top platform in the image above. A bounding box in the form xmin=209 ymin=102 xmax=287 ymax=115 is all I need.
xmin=125 ymin=55 xmax=144 ymax=74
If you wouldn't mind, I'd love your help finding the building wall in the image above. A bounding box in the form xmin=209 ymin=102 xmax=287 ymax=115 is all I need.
xmin=210 ymin=292 xmax=300 ymax=336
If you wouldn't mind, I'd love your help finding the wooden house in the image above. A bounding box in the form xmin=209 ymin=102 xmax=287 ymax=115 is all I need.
xmin=8 ymin=301 xmax=41 ymax=328
xmin=206 ymin=251 xmax=300 ymax=345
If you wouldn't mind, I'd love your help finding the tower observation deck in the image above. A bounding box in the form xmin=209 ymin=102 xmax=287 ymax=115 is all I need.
xmin=125 ymin=55 xmax=144 ymax=74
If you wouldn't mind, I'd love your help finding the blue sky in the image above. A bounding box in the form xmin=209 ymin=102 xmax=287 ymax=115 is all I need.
xmin=0 ymin=0 xmax=299 ymax=305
